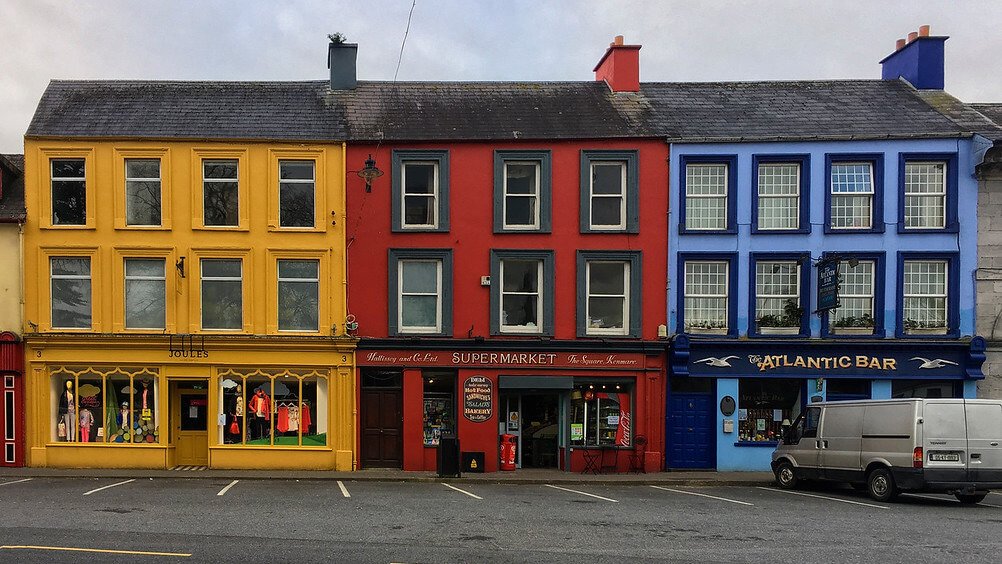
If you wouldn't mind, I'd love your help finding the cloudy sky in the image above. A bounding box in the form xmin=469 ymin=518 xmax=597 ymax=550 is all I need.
xmin=2 ymin=0 xmax=1001 ymax=153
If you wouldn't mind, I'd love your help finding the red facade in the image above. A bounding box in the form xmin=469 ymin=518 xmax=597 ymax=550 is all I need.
xmin=0 ymin=332 xmax=24 ymax=467
xmin=347 ymin=139 xmax=669 ymax=473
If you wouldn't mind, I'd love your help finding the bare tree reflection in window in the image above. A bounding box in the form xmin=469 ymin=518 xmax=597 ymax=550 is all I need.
xmin=203 ymin=160 xmax=239 ymax=226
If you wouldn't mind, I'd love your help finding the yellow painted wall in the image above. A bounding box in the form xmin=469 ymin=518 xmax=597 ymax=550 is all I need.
xmin=21 ymin=139 xmax=356 ymax=469
xmin=0 ymin=225 xmax=21 ymax=333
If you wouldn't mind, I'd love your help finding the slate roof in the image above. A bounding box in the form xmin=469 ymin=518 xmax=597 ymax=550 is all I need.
xmin=0 ymin=154 xmax=26 ymax=223
xmin=911 ymin=92 xmax=1002 ymax=141
xmin=27 ymin=80 xmax=346 ymax=141
xmin=27 ymin=77 xmax=971 ymax=143
xmin=970 ymin=103 xmax=1002 ymax=129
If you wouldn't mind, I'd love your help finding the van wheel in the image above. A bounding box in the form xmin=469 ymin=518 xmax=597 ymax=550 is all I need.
xmin=867 ymin=468 xmax=897 ymax=502
xmin=955 ymin=492 xmax=988 ymax=505
xmin=775 ymin=461 xmax=798 ymax=489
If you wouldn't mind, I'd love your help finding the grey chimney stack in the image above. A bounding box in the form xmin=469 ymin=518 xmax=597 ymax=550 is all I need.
xmin=328 ymin=41 xmax=358 ymax=90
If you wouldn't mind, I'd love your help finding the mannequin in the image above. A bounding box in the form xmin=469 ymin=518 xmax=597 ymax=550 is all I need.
xmin=247 ymin=387 xmax=271 ymax=440
xmin=57 ymin=380 xmax=77 ymax=441
xmin=139 ymin=380 xmax=154 ymax=425
xmin=79 ymin=408 xmax=94 ymax=442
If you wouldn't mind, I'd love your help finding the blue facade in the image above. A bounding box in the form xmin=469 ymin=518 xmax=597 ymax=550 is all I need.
xmin=666 ymin=138 xmax=985 ymax=471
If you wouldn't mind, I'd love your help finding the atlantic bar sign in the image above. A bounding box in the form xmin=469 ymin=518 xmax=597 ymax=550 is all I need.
xmin=360 ymin=350 xmax=644 ymax=370
xmin=751 ymin=354 xmax=896 ymax=372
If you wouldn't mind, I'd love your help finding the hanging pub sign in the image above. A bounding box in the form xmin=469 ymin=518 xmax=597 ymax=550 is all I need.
xmin=816 ymin=258 xmax=840 ymax=314
xmin=463 ymin=376 xmax=493 ymax=422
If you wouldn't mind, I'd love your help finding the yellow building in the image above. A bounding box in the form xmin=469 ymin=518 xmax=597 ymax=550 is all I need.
xmin=22 ymin=81 xmax=355 ymax=470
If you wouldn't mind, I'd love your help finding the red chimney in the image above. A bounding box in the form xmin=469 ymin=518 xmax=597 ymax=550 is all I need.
xmin=593 ymin=35 xmax=642 ymax=93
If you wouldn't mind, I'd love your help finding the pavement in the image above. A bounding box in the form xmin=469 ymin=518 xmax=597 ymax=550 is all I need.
xmin=0 ymin=465 xmax=776 ymax=486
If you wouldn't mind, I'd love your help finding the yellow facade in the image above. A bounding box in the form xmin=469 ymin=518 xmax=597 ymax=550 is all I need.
xmin=0 ymin=224 xmax=20 ymax=333
xmin=22 ymin=139 xmax=356 ymax=470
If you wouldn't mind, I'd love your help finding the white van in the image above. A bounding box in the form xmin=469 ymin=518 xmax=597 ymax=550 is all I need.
xmin=772 ymin=398 xmax=1002 ymax=504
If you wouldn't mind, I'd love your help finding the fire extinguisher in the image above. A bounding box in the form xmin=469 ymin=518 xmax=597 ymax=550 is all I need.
xmin=500 ymin=433 xmax=517 ymax=471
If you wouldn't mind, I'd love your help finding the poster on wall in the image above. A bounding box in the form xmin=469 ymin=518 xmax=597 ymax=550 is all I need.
xmin=463 ymin=376 xmax=493 ymax=422
xmin=571 ymin=423 xmax=584 ymax=441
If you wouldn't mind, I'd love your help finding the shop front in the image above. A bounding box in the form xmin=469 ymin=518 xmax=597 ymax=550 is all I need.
xmin=357 ymin=342 xmax=666 ymax=473
xmin=0 ymin=332 xmax=24 ymax=467
xmin=668 ymin=335 xmax=987 ymax=471
xmin=25 ymin=334 xmax=356 ymax=470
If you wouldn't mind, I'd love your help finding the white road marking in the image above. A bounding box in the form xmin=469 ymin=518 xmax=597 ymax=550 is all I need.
xmin=544 ymin=484 xmax=618 ymax=503
xmin=442 ymin=482 xmax=482 ymax=499
xmin=651 ymin=485 xmax=753 ymax=506
xmin=216 ymin=480 xmax=239 ymax=496
xmin=0 ymin=478 xmax=33 ymax=486
xmin=337 ymin=480 xmax=351 ymax=498
xmin=755 ymin=487 xmax=888 ymax=509
xmin=82 ymin=479 xmax=136 ymax=496
xmin=904 ymin=493 xmax=1002 ymax=508
xmin=0 ymin=545 xmax=190 ymax=557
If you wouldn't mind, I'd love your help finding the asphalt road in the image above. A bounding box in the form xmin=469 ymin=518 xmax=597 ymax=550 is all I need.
xmin=1 ymin=477 xmax=1001 ymax=563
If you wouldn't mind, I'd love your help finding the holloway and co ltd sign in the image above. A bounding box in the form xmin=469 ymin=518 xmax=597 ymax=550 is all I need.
xmin=361 ymin=350 xmax=643 ymax=369
xmin=463 ymin=376 xmax=493 ymax=422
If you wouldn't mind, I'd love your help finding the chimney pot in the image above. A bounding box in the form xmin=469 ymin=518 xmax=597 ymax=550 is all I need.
xmin=593 ymin=36 xmax=641 ymax=93
xmin=907 ymin=31 xmax=918 ymax=43
xmin=896 ymin=38 xmax=906 ymax=50
xmin=880 ymin=28 xmax=948 ymax=90
xmin=919 ymin=24 xmax=930 ymax=37
xmin=614 ymin=35 xmax=624 ymax=46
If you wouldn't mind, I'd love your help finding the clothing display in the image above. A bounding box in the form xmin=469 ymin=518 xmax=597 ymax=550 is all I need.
xmin=79 ymin=409 xmax=94 ymax=442
xmin=58 ymin=383 xmax=77 ymax=442
xmin=300 ymin=404 xmax=311 ymax=432
xmin=248 ymin=389 xmax=271 ymax=440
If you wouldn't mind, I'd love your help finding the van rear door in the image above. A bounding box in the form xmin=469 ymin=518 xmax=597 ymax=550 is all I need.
xmin=923 ymin=401 xmax=969 ymax=480
xmin=964 ymin=401 xmax=1002 ymax=484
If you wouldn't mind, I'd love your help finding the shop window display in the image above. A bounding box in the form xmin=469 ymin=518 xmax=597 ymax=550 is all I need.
xmin=219 ymin=368 xmax=327 ymax=447
xmin=50 ymin=366 xmax=159 ymax=444
xmin=422 ymin=373 xmax=455 ymax=446
xmin=570 ymin=381 xmax=632 ymax=447
xmin=738 ymin=378 xmax=802 ymax=442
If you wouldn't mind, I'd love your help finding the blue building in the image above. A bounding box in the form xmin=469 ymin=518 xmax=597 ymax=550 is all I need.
xmin=662 ymin=30 xmax=987 ymax=471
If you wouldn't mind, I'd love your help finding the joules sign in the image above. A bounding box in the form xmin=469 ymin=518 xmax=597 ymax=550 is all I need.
xmin=361 ymin=350 xmax=644 ymax=369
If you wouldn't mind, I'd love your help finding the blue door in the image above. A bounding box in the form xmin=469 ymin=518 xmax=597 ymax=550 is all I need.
xmin=667 ymin=392 xmax=715 ymax=469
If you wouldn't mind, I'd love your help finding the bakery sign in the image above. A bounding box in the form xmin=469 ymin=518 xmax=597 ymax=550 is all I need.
xmin=463 ymin=376 xmax=493 ymax=422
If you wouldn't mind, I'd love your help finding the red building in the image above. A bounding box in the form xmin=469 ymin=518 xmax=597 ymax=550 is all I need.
xmin=339 ymin=38 xmax=669 ymax=472
xmin=0 ymin=154 xmax=25 ymax=467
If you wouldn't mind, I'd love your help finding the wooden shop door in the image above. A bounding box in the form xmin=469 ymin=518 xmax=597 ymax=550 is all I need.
xmin=361 ymin=388 xmax=403 ymax=468
xmin=171 ymin=381 xmax=209 ymax=467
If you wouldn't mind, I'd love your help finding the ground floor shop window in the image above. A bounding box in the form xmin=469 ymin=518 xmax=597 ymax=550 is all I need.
xmin=826 ymin=378 xmax=871 ymax=400
xmin=738 ymin=378 xmax=801 ymax=442
xmin=422 ymin=372 xmax=455 ymax=446
xmin=570 ymin=380 xmax=632 ymax=447
xmin=219 ymin=368 xmax=328 ymax=446
xmin=891 ymin=379 xmax=962 ymax=399
xmin=50 ymin=366 xmax=159 ymax=444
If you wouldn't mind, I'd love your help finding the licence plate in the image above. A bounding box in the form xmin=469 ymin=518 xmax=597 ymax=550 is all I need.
xmin=929 ymin=452 xmax=961 ymax=462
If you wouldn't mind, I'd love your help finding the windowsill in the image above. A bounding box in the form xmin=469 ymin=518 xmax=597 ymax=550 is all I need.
xmin=734 ymin=441 xmax=779 ymax=447
xmin=194 ymin=226 xmax=249 ymax=232
xmin=46 ymin=442 xmax=166 ymax=448
xmin=42 ymin=225 xmax=96 ymax=230
xmin=755 ymin=327 xmax=800 ymax=335
xmin=686 ymin=328 xmax=729 ymax=336
xmin=210 ymin=444 xmax=332 ymax=452
xmin=116 ymin=226 xmax=171 ymax=231
xmin=268 ymin=227 xmax=326 ymax=233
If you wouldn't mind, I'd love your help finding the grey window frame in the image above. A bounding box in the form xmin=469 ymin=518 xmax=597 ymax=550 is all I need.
xmin=124 ymin=258 xmax=167 ymax=330
xmin=493 ymin=150 xmax=552 ymax=233
xmin=388 ymin=249 xmax=454 ymax=337
xmin=576 ymin=251 xmax=642 ymax=338
xmin=277 ymin=259 xmax=320 ymax=332
xmin=50 ymin=256 xmax=92 ymax=329
xmin=278 ymin=160 xmax=316 ymax=228
xmin=124 ymin=158 xmax=162 ymax=227
xmin=202 ymin=159 xmax=239 ymax=227
xmin=579 ymin=150 xmax=639 ymax=233
xmin=200 ymin=258 xmax=243 ymax=331
xmin=51 ymin=158 xmax=86 ymax=226
xmin=490 ymin=250 xmax=555 ymax=336
xmin=391 ymin=150 xmax=450 ymax=233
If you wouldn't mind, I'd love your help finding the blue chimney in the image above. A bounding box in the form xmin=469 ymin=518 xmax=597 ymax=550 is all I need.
xmin=880 ymin=25 xmax=947 ymax=90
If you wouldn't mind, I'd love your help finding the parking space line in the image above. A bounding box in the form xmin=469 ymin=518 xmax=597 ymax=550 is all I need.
xmin=650 ymin=485 xmax=753 ymax=506
xmin=755 ymin=487 xmax=888 ymax=509
xmin=337 ymin=480 xmax=350 ymax=498
xmin=442 ymin=483 xmax=482 ymax=500
xmin=0 ymin=478 xmax=32 ymax=486
xmin=544 ymin=484 xmax=618 ymax=503
xmin=902 ymin=493 xmax=1002 ymax=508
xmin=83 ymin=479 xmax=136 ymax=496
xmin=0 ymin=545 xmax=190 ymax=557
xmin=216 ymin=480 xmax=239 ymax=496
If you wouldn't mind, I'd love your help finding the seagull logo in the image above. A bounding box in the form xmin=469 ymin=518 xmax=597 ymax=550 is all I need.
xmin=694 ymin=356 xmax=739 ymax=367
xmin=910 ymin=357 xmax=959 ymax=369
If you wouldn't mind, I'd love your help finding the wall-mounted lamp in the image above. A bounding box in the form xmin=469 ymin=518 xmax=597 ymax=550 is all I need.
xmin=175 ymin=256 xmax=186 ymax=278
xmin=356 ymin=154 xmax=383 ymax=192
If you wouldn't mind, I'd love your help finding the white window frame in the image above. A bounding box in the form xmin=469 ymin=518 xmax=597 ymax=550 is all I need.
xmin=755 ymin=261 xmax=802 ymax=332
xmin=124 ymin=158 xmax=162 ymax=227
xmin=829 ymin=260 xmax=875 ymax=333
xmin=903 ymin=161 xmax=947 ymax=230
xmin=50 ymin=158 xmax=86 ymax=226
xmin=683 ymin=261 xmax=729 ymax=334
xmin=503 ymin=161 xmax=541 ymax=230
xmin=830 ymin=162 xmax=874 ymax=230
xmin=902 ymin=260 xmax=949 ymax=333
xmin=401 ymin=161 xmax=439 ymax=229
xmin=500 ymin=259 xmax=543 ymax=334
xmin=200 ymin=259 xmax=243 ymax=331
xmin=757 ymin=163 xmax=800 ymax=230
xmin=202 ymin=159 xmax=239 ymax=227
xmin=278 ymin=160 xmax=316 ymax=228
xmin=124 ymin=258 xmax=166 ymax=330
xmin=397 ymin=259 xmax=443 ymax=334
xmin=50 ymin=257 xmax=91 ymax=329
xmin=685 ymin=163 xmax=729 ymax=231
xmin=589 ymin=161 xmax=627 ymax=231
xmin=277 ymin=259 xmax=320 ymax=332
xmin=585 ymin=261 xmax=629 ymax=336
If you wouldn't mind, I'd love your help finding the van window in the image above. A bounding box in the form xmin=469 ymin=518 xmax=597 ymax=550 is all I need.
xmin=924 ymin=402 xmax=967 ymax=440
xmin=803 ymin=407 xmax=821 ymax=439
xmin=966 ymin=404 xmax=1002 ymax=440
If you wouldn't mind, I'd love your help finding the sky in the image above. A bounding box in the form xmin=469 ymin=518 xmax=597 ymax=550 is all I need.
xmin=2 ymin=0 xmax=1002 ymax=153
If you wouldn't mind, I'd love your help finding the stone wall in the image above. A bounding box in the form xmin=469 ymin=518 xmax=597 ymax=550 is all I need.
xmin=976 ymin=148 xmax=1002 ymax=399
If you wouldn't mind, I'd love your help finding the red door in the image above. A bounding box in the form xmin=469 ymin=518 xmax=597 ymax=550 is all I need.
xmin=0 ymin=334 xmax=23 ymax=467
xmin=361 ymin=389 xmax=403 ymax=468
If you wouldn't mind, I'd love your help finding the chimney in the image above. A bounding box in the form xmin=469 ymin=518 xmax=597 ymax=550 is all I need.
xmin=593 ymin=35 xmax=642 ymax=93
xmin=879 ymin=25 xmax=948 ymax=90
xmin=328 ymin=40 xmax=358 ymax=90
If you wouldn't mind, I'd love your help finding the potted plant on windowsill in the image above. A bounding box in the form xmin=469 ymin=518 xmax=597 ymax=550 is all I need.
xmin=756 ymin=299 xmax=803 ymax=335
xmin=685 ymin=320 xmax=728 ymax=335
xmin=832 ymin=313 xmax=875 ymax=335
xmin=904 ymin=318 xmax=948 ymax=335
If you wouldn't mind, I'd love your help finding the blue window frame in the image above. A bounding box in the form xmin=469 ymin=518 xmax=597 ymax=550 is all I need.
xmin=490 ymin=249 xmax=555 ymax=336
xmin=579 ymin=150 xmax=639 ymax=233
xmin=678 ymin=155 xmax=738 ymax=235
xmin=824 ymin=153 xmax=884 ymax=234
xmin=751 ymin=154 xmax=810 ymax=234
xmin=748 ymin=252 xmax=811 ymax=338
xmin=897 ymin=153 xmax=958 ymax=234
xmin=493 ymin=150 xmax=552 ymax=233
xmin=576 ymin=250 xmax=642 ymax=338
xmin=391 ymin=150 xmax=450 ymax=233
xmin=896 ymin=252 xmax=959 ymax=338
xmin=676 ymin=252 xmax=738 ymax=337
xmin=388 ymin=249 xmax=454 ymax=336
xmin=819 ymin=252 xmax=886 ymax=339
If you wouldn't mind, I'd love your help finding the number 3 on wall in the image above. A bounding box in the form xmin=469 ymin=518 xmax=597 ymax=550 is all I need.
xmin=342 ymin=355 xmax=347 ymax=363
